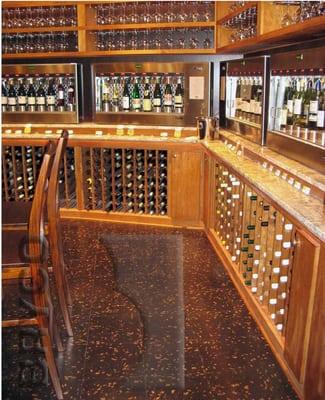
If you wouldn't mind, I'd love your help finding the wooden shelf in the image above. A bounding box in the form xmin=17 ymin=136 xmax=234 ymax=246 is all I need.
xmin=2 ymin=26 xmax=79 ymax=34
xmin=2 ymin=48 xmax=215 ymax=60
xmin=216 ymin=15 xmax=325 ymax=54
xmin=217 ymin=2 xmax=257 ymax=25
xmin=85 ymin=21 xmax=215 ymax=32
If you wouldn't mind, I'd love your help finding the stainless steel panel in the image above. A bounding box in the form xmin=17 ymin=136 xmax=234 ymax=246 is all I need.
xmin=92 ymin=62 xmax=210 ymax=127
xmin=2 ymin=63 xmax=79 ymax=124
xmin=267 ymin=130 xmax=325 ymax=174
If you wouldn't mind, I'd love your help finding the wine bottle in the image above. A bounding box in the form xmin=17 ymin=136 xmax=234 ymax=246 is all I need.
xmin=46 ymin=79 xmax=56 ymax=111
xmin=27 ymin=78 xmax=36 ymax=112
xmin=143 ymin=77 xmax=152 ymax=112
xmin=293 ymin=78 xmax=303 ymax=127
xmin=132 ymin=76 xmax=141 ymax=111
xmin=308 ymin=78 xmax=320 ymax=130
xmin=67 ymin=76 xmax=75 ymax=111
xmin=102 ymin=78 xmax=110 ymax=112
xmin=280 ymin=78 xmax=291 ymax=130
xmin=164 ymin=75 xmax=173 ymax=112
xmin=153 ymin=75 xmax=162 ymax=112
xmin=300 ymin=78 xmax=312 ymax=129
xmin=112 ymin=77 xmax=120 ymax=112
xmin=317 ymin=79 xmax=325 ymax=132
xmin=174 ymin=76 xmax=184 ymax=113
xmin=2 ymin=81 xmax=8 ymax=112
xmin=57 ymin=77 xmax=65 ymax=111
xmin=17 ymin=79 xmax=27 ymax=111
xmin=122 ymin=77 xmax=130 ymax=111
xmin=8 ymin=80 xmax=17 ymax=111
xmin=235 ymin=78 xmax=242 ymax=118
xmin=286 ymin=78 xmax=295 ymax=126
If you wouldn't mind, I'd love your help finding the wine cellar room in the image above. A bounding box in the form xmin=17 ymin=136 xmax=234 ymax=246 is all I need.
xmin=1 ymin=2 xmax=325 ymax=400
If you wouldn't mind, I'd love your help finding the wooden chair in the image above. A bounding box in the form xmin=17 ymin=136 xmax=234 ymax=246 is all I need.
xmin=2 ymin=131 xmax=73 ymax=337
xmin=47 ymin=130 xmax=73 ymax=337
xmin=2 ymin=140 xmax=64 ymax=399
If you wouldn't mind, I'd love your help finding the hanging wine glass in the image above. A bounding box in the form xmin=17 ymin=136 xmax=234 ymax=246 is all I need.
xmin=203 ymin=28 xmax=212 ymax=49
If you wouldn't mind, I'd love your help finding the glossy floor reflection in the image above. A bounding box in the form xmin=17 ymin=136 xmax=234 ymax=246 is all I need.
xmin=2 ymin=220 xmax=298 ymax=400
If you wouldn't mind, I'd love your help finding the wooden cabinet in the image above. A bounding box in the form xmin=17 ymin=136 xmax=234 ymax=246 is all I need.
xmin=284 ymin=230 xmax=320 ymax=384
xmin=169 ymin=149 xmax=204 ymax=227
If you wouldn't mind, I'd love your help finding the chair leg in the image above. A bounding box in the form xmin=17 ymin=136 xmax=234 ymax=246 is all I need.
xmin=53 ymin=316 xmax=64 ymax=353
xmin=63 ymin=266 xmax=72 ymax=308
xmin=41 ymin=332 xmax=64 ymax=400
xmin=53 ymin=267 xmax=73 ymax=337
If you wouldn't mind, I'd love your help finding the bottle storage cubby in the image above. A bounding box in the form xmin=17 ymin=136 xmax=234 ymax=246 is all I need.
xmin=2 ymin=64 xmax=79 ymax=124
xmin=220 ymin=56 xmax=268 ymax=145
xmin=2 ymin=144 xmax=76 ymax=208
xmin=95 ymin=72 xmax=185 ymax=114
xmin=83 ymin=147 xmax=168 ymax=216
xmin=269 ymin=72 xmax=325 ymax=148
xmin=214 ymin=162 xmax=295 ymax=335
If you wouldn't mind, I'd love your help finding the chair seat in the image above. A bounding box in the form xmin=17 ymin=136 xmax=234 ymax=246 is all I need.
xmin=2 ymin=230 xmax=30 ymax=266
xmin=2 ymin=201 xmax=32 ymax=227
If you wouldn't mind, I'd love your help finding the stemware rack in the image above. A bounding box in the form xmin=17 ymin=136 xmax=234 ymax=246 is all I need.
xmin=2 ymin=1 xmax=325 ymax=58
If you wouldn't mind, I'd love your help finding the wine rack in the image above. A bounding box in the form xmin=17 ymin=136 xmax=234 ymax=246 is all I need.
xmin=2 ymin=145 xmax=76 ymax=209
xmin=82 ymin=147 xmax=168 ymax=216
xmin=214 ymin=162 xmax=295 ymax=335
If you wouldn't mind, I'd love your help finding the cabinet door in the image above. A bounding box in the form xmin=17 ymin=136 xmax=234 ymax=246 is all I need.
xmin=304 ymin=243 xmax=325 ymax=400
xmin=284 ymin=229 xmax=320 ymax=383
xmin=169 ymin=150 xmax=203 ymax=226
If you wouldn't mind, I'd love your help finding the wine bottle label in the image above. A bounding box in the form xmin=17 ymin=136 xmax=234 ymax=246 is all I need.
xmin=256 ymin=101 xmax=262 ymax=115
xmin=122 ymin=97 xmax=130 ymax=109
xmin=28 ymin=97 xmax=36 ymax=105
xmin=235 ymin=98 xmax=242 ymax=110
xmin=36 ymin=97 xmax=46 ymax=105
xmin=175 ymin=95 xmax=183 ymax=107
xmin=309 ymin=114 xmax=317 ymax=122
xmin=317 ymin=110 xmax=325 ymax=128
xmin=143 ymin=98 xmax=152 ymax=111
xmin=18 ymin=96 xmax=27 ymax=105
xmin=164 ymin=94 xmax=173 ymax=106
xmin=249 ymin=100 xmax=255 ymax=113
xmin=8 ymin=97 xmax=16 ymax=105
xmin=2 ymin=96 xmax=8 ymax=105
xmin=287 ymin=100 xmax=293 ymax=113
xmin=153 ymin=98 xmax=161 ymax=107
xmin=58 ymin=90 xmax=64 ymax=100
xmin=293 ymin=98 xmax=302 ymax=115
xmin=280 ymin=108 xmax=288 ymax=125
xmin=47 ymin=95 xmax=56 ymax=105
xmin=309 ymin=100 xmax=318 ymax=113
xmin=132 ymin=98 xmax=141 ymax=109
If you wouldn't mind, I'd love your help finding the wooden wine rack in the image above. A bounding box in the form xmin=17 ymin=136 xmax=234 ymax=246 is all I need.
xmin=214 ymin=162 xmax=296 ymax=336
xmin=2 ymin=145 xmax=76 ymax=208
xmin=82 ymin=147 xmax=168 ymax=215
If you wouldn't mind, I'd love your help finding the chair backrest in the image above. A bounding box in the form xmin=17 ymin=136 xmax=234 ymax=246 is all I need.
xmin=28 ymin=140 xmax=57 ymax=266
xmin=47 ymin=130 xmax=69 ymax=270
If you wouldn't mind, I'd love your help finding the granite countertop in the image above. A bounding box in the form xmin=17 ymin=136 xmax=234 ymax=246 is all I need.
xmin=219 ymin=130 xmax=325 ymax=192
xmin=2 ymin=132 xmax=199 ymax=144
xmin=205 ymin=140 xmax=325 ymax=242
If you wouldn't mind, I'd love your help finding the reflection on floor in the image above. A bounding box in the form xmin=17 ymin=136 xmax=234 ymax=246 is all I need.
xmin=2 ymin=220 xmax=298 ymax=400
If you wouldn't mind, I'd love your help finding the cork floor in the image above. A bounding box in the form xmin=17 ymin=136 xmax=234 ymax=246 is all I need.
xmin=2 ymin=220 xmax=298 ymax=400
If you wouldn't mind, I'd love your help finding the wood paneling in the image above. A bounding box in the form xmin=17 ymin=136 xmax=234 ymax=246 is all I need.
xmin=170 ymin=149 xmax=204 ymax=227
